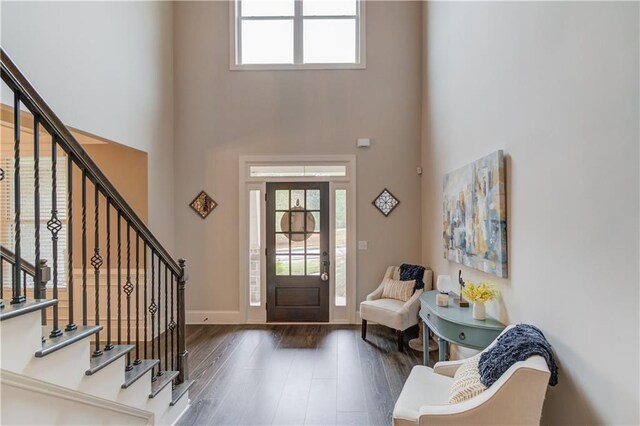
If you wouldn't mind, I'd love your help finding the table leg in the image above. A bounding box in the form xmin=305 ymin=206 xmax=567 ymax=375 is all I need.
xmin=438 ymin=337 xmax=449 ymax=362
xmin=422 ymin=320 xmax=430 ymax=366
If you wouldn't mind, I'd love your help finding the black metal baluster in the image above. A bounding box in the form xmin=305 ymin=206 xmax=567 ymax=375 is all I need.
xmin=82 ymin=170 xmax=87 ymax=325
xmin=143 ymin=242 xmax=148 ymax=360
xmin=156 ymin=256 xmax=162 ymax=377
xmin=124 ymin=222 xmax=133 ymax=370
xmin=12 ymin=91 xmax=25 ymax=305
xmin=1 ymin=259 xmax=4 ymax=299
xmin=22 ymin=270 xmax=26 ymax=296
xmin=149 ymin=251 xmax=157 ymax=382
xmin=91 ymin=185 xmax=103 ymax=357
xmin=66 ymin=159 xmax=76 ymax=331
xmin=117 ymin=212 xmax=122 ymax=345
xmin=164 ymin=264 xmax=168 ymax=372
xmin=134 ymin=233 xmax=140 ymax=364
xmin=48 ymin=137 xmax=62 ymax=337
xmin=33 ymin=116 xmax=41 ymax=295
xmin=104 ymin=198 xmax=113 ymax=350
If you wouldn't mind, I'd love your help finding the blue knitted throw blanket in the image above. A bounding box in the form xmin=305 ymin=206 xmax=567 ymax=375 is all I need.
xmin=478 ymin=324 xmax=558 ymax=387
xmin=399 ymin=263 xmax=426 ymax=291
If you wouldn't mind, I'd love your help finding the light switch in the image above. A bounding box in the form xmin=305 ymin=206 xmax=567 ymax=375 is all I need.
xmin=358 ymin=241 xmax=368 ymax=250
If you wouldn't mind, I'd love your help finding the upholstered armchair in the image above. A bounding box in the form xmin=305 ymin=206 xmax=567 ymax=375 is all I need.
xmin=392 ymin=325 xmax=551 ymax=426
xmin=360 ymin=266 xmax=433 ymax=352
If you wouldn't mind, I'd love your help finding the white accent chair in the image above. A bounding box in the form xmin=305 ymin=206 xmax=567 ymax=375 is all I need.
xmin=392 ymin=325 xmax=551 ymax=426
xmin=360 ymin=266 xmax=432 ymax=352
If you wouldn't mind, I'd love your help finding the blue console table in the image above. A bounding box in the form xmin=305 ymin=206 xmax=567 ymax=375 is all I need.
xmin=420 ymin=290 xmax=505 ymax=366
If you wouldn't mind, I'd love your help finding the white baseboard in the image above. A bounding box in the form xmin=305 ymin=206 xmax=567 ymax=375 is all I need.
xmin=187 ymin=310 xmax=359 ymax=325
xmin=186 ymin=310 xmax=243 ymax=324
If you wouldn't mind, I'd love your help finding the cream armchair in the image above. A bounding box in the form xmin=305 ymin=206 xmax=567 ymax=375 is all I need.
xmin=360 ymin=266 xmax=432 ymax=352
xmin=392 ymin=325 xmax=551 ymax=426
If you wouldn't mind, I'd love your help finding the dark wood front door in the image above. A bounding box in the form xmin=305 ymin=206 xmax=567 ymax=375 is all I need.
xmin=266 ymin=182 xmax=329 ymax=322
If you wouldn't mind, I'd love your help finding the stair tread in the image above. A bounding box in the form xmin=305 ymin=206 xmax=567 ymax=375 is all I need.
xmin=170 ymin=379 xmax=194 ymax=406
xmin=149 ymin=371 xmax=179 ymax=399
xmin=35 ymin=325 xmax=102 ymax=357
xmin=0 ymin=299 xmax=57 ymax=321
xmin=122 ymin=359 xmax=159 ymax=389
xmin=86 ymin=345 xmax=135 ymax=376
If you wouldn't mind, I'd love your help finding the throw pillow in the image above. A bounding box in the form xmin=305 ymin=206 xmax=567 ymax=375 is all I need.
xmin=448 ymin=354 xmax=487 ymax=404
xmin=381 ymin=278 xmax=415 ymax=302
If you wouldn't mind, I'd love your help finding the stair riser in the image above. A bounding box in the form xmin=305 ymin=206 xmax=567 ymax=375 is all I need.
xmin=77 ymin=356 xmax=126 ymax=401
xmin=23 ymin=338 xmax=91 ymax=389
xmin=117 ymin=370 xmax=153 ymax=409
xmin=145 ymin=380 xmax=173 ymax=422
xmin=160 ymin=392 xmax=190 ymax=426
xmin=0 ymin=310 xmax=44 ymax=372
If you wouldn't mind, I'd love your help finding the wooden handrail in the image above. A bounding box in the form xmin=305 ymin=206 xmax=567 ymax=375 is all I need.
xmin=1 ymin=245 xmax=37 ymax=278
xmin=0 ymin=48 xmax=180 ymax=275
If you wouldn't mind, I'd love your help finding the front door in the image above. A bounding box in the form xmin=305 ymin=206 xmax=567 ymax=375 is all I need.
xmin=266 ymin=182 xmax=329 ymax=322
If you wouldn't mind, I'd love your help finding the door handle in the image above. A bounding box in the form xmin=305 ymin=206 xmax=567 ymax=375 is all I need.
xmin=321 ymin=251 xmax=330 ymax=281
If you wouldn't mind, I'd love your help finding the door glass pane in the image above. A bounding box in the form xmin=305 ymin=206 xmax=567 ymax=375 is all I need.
xmin=276 ymin=190 xmax=289 ymax=210
xmin=303 ymin=19 xmax=356 ymax=64
xmin=306 ymin=233 xmax=320 ymax=254
xmin=290 ymin=211 xmax=305 ymax=233
xmin=242 ymin=20 xmax=294 ymax=64
xmin=291 ymin=255 xmax=305 ymax=275
xmin=291 ymin=190 xmax=305 ymax=209
xmin=306 ymin=190 xmax=320 ymax=210
xmin=303 ymin=0 xmax=357 ymax=16
xmin=306 ymin=255 xmax=320 ymax=276
xmin=335 ymin=189 xmax=347 ymax=306
xmin=306 ymin=211 xmax=317 ymax=232
xmin=276 ymin=255 xmax=290 ymax=275
xmin=241 ymin=0 xmax=295 ymax=17
xmin=311 ymin=211 xmax=320 ymax=232
xmin=249 ymin=190 xmax=261 ymax=306
xmin=291 ymin=238 xmax=305 ymax=255
xmin=276 ymin=211 xmax=286 ymax=232
xmin=276 ymin=233 xmax=289 ymax=254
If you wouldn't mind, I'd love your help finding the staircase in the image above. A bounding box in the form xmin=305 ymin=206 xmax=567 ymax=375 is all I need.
xmin=0 ymin=49 xmax=192 ymax=425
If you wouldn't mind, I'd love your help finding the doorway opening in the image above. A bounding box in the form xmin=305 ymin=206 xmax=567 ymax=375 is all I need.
xmin=239 ymin=156 xmax=356 ymax=324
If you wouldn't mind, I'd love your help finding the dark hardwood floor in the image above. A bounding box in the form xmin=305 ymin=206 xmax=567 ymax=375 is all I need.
xmin=177 ymin=324 xmax=435 ymax=426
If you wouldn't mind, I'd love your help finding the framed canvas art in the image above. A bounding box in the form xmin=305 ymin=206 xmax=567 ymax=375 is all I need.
xmin=443 ymin=150 xmax=508 ymax=278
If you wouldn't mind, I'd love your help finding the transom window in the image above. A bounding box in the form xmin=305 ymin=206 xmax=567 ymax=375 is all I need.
xmin=231 ymin=0 xmax=366 ymax=70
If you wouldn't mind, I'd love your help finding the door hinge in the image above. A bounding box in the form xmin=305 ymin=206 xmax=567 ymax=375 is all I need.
xmin=265 ymin=302 xmax=268 ymax=311
xmin=265 ymin=248 xmax=268 ymax=256
xmin=264 ymin=193 xmax=267 ymax=202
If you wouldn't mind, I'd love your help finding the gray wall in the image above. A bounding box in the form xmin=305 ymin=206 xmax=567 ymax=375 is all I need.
xmin=0 ymin=1 xmax=176 ymax=253
xmin=421 ymin=2 xmax=639 ymax=424
xmin=173 ymin=1 xmax=423 ymax=315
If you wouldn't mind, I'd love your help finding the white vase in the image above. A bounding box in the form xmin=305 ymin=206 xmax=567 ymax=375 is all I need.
xmin=472 ymin=302 xmax=486 ymax=320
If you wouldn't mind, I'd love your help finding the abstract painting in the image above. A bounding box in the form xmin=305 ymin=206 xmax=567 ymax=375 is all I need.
xmin=443 ymin=150 xmax=507 ymax=278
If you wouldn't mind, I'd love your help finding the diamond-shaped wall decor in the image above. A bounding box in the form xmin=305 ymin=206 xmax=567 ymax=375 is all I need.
xmin=190 ymin=191 xmax=218 ymax=219
xmin=372 ymin=188 xmax=400 ymax=217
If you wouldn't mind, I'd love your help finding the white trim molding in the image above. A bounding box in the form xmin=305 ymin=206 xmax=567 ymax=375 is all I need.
xmin=186 ymin=310 xmax=243 ymax=325
xmin=229 ymin=0 xmax=367 ymax=71
xmin=239 ymin=155 xmax=358 ymax=324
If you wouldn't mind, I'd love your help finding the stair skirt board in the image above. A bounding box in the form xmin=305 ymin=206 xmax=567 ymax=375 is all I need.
xmin=0 ymin=301 xmax=190 ymax=425
xmin=1 ymin=369 xmax=154 ymax=426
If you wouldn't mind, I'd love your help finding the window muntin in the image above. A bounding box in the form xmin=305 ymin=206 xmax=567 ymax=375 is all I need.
xmin=234 ymin=0 xmax=364 ymax=69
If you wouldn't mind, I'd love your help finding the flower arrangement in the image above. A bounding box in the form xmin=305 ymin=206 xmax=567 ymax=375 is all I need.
xmin=461 ymin=281 xmax=499 ymax=303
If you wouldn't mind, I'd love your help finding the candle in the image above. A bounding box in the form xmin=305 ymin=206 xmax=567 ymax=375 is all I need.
xmin=436 ymin=293 xmax=449 ymax=307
